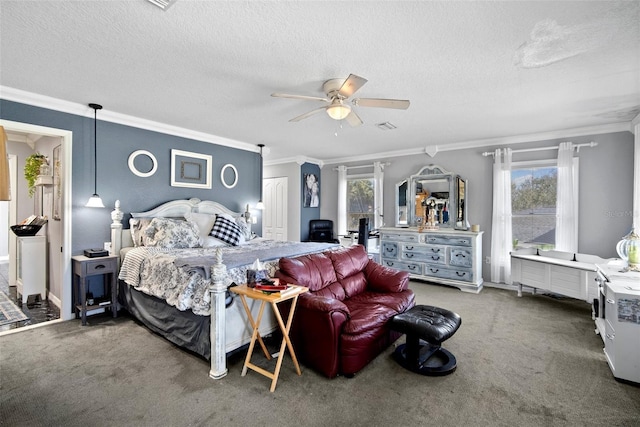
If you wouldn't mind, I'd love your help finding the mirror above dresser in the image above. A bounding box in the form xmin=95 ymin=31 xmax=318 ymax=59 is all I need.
xmin=395 ymin=165 xmax=468 ymax=230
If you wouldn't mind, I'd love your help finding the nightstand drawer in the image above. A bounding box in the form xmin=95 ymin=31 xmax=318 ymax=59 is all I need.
xmin=85 ymin=258 xmax=117 ymax=275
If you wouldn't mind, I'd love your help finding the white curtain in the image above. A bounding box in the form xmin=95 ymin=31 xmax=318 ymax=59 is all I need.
xmin=337 ymin=165 xmax=347 ymax=236
xmin=491 ymin=148 xmax=512 ymax=284
xmin=373 ymin=161 xmax=384 ymax=229
xmin=556 ymin=142 xmax=577 ymax=252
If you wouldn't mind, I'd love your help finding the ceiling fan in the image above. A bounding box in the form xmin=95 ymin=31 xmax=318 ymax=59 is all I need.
xmin=271 ymin=74 xmax=410 ymax=127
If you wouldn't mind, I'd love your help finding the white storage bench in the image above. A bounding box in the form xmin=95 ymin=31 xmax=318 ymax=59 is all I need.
xmin=510 ymin=248 xmax=612 ymax=303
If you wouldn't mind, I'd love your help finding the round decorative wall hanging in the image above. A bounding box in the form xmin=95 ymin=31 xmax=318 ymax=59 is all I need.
xmin=128 ymin=150 xmax=158 ymax=177
xmin=220 ymin=163 xmax=238 ymax=189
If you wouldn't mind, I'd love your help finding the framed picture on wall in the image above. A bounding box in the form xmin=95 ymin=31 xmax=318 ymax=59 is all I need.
xmin=171 ymin=149 xmax=212 ymax=189
xmin=303 ymin=173 xmax=319 ymax=208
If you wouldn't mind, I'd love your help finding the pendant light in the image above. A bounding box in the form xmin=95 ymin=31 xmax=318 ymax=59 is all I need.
xmin=85 ymin=103 xmax=105 ymax=208
xmin=255 ymin=144 xmax=265 ymax=210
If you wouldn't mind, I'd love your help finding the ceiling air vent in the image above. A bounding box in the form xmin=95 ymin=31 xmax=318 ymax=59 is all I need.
xmin=375 ymin=122 xmax=397 ymax=131
xmin=147 ymin=0 xmax=177 ymax=11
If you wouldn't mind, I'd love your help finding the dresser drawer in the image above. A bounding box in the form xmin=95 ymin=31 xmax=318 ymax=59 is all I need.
xmin=381 ymin=258 xmax=423 ymax=275
xmin=381 ymin=242 xmax=399 ymax=258
xmin=381 ymin=232 xmax=419 ymax=243
xmin=424 ymin=264 xmax=474 ymax=282
xmin=402 ymin=250 xmax=446 ymax=264
xmin=449 ymin=248 xmax=473 ymax=268
xmin=423 ymin=234 xmax=473 ymax=247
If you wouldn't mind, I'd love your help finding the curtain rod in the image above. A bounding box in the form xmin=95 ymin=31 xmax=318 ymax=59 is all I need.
xmin=333 ymin=162 xmax=390 ymax=171
xmin=481 ymin=141 xmax=597 ymax=157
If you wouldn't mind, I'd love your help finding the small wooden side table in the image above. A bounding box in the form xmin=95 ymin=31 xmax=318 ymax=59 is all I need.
xmin=72 ymin=255 xmax=118 ymax=326
xmin=230 ymin=284 xmax=308 ymax=392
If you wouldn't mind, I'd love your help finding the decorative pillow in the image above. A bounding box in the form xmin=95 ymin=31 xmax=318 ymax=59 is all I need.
xmin=129 ymin=217 xmax=155 ymax=247
xmin=218 ymin=213 xmax=249 ymax=244
xmin=202 ymin=236 xmax=228 ymax=248
xmin=210 ymin=215 xmax=243 ymax=246
xmin=185 ymin=212 xmax=217 ymax=239
xmin=143 ymin=217 xmax=201 ymax=248
xmin=235 ymin=216 xmax=251 ymax=241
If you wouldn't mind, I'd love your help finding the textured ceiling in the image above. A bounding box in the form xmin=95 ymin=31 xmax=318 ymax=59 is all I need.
xmin=1 ymin=1 xmax=638 ymax=163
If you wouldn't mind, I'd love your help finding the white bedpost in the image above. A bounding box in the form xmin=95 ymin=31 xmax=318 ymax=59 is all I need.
xmin=209 ymin=248 xmax=228 ymax=379
xmin=110 ymin=200 xmax=123 ymax=260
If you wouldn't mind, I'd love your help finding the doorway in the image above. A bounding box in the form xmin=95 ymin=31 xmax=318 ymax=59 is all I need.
xmin=0 ymin=119 xmax=73 ymax=326
xmin=262 ymin=177 xmax=288 ymax=241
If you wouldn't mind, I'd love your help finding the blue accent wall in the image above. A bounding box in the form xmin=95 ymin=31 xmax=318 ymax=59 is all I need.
xmin=300 ymin=162 xmax=321 ymax=240
xmin=1 ymin=100 xmax=261 ymax=255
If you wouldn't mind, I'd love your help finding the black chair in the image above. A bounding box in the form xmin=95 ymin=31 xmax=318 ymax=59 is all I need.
xmin=308 ymin=219 xmax=339 ymax=243
xmin=357 ymin=218 xmax=370 ymax=251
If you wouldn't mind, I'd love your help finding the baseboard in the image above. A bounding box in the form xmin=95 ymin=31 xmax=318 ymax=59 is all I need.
xmin=48 ymin=292 xmax=62 ymax=310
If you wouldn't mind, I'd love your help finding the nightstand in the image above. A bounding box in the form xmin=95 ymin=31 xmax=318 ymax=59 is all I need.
xmin=72 ymin=255 xmax=118 ymax=325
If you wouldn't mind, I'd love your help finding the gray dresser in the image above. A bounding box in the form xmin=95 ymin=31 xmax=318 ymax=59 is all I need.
xmin=379 ymin=227 xmax=483 ymax=293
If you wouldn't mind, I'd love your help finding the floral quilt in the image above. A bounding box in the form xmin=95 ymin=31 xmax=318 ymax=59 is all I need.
xmin=118 ymin=239 xmax=338 ymax=316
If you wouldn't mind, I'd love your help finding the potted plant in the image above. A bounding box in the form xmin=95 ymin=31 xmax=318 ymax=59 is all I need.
xmin=24 ymin=153 xmax=48 ymax=197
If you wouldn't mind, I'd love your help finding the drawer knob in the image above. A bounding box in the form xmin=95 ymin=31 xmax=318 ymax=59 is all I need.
xmin=406 ymin=245 xmax=414 ymax=250
xmin=95 ymin=264 xmax=106 ymax=269
xmin=606 ymin=298 xmax=615 ymax=304
xmin=406 ymin=253 xmax=414 ymax=258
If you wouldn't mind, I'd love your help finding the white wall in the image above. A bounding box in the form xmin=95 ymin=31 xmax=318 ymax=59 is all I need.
xmin=321 ymin=131 xmax=635 ymax=281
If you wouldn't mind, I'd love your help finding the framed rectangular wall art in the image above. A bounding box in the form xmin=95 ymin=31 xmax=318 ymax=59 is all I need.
xmin=303 ymin=173 xmax=320 ymax=208
xmin=171 ymin=149 xmax=212 ymax=189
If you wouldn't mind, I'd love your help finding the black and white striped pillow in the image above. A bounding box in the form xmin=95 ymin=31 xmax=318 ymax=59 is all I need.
xmin=210 ymin=215 xmax=243 ymax=246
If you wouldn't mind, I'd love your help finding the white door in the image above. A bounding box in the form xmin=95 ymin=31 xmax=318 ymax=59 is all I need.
xmin=263 ymin=177 xmax=287 ymax=241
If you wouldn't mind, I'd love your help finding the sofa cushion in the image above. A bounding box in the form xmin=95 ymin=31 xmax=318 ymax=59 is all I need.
xmin=342 ymin=301 xmax=397 ymax=335
xmin=340 ymin=272 xmax=368 ymax=298
xmin=348 ymin=290 xmax=416 ymax=314
xmin=329 ymin=245 xmax=370 ymax=280
xmin=278 ymin=252 xmax=338 ymax=292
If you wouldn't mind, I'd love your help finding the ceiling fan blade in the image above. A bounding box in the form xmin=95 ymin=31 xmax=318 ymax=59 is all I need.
xmin=289 ymin=107 xmax=327 ymax=122
xmin=345 ymin=110 xmax=363 ymax=127
xmin=272 ymin=93 xmax=329 ymax=102
xmin=338 ymin=74 xmax=368 ymax=98
xmin=353 ymin=98 xmax=410 ymax=109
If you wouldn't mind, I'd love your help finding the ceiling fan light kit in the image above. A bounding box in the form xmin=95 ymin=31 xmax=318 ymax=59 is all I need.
xmin=326 ymin=99 xmax=351 ymax=120
xmin=272 ymin=74 xmax=410 ymax=127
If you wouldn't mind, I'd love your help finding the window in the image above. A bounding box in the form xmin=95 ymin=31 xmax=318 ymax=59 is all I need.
xmin=511 ymin=162 xmax=557 ymax=249
xmin=347 ymin=176 xmax=375 ymax=231
xmin=337 ymin=163 xmax=384 ymax=236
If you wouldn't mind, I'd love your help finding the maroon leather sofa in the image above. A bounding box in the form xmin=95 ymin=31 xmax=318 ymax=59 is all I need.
xmin=275 ymin=244 xmax=415 ymax=378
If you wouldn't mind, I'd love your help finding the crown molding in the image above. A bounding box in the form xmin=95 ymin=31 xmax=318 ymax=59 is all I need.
xmin=322 ymin=121 xmax=632 ymax=165
xmin=265 ymin=155 xmax=324 ymax=168
xmin=0 ymin=86 xmax=259 ymax=153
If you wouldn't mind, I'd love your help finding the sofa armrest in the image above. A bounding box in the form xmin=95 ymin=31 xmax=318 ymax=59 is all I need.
xmin=290 ymin=293 xmax=350 ymax=378
xmin=363 ymin=260 xmax=410 ymax=293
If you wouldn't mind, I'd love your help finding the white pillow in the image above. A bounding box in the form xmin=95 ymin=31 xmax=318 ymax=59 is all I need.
xmin=202 ymin=236 xmax=228 ymax=248
xmin=185 ymin=212 xmax=216 ymax=239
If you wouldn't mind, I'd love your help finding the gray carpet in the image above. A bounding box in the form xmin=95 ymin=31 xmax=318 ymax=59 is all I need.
xmin=1 ymin=282 xmax=639 ymax=427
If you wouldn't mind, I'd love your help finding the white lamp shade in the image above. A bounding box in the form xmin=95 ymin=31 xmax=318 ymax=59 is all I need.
xmin=326 ymin=101 xmax=351 ymax=120
xmin=86 ymin=194 xmax=105 ymax=208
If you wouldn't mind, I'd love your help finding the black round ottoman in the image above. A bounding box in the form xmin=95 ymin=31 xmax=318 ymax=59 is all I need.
xmin=390 ymin=305 xmax=462 ymax=376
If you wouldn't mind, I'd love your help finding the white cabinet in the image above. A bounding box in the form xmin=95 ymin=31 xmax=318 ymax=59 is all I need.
xmin=16 ymin=235 xmax=47 ymax=304
xmin=379 ymin=227 xmax=483 ymax=293
xmin=595 ymin=264 xmax=640 ymax=384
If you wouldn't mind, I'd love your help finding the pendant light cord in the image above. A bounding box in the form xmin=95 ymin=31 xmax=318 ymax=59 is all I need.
xmin=89 ymin=103 xmax=102 ymax=196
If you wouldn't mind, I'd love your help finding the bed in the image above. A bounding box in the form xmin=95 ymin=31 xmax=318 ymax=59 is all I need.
xmin=109 ymin=198 xmax=339 ymax=379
